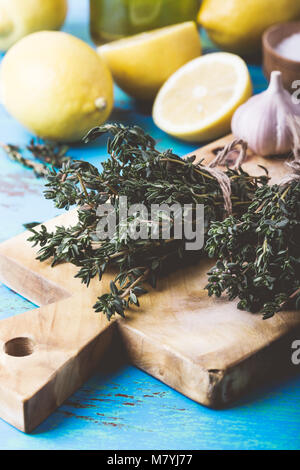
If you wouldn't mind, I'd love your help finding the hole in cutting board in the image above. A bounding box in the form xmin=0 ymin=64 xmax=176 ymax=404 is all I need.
xmin=4 ymin=337 xmax=35 ymax=357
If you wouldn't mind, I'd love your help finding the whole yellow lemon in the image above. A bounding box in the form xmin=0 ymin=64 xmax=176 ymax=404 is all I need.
xmin=198 ymin=0 xmax=300 ymax=55
xmin=0 ymin=0 xmax=68 ymax=51
xmin=1 ymin=31 xmax=114 ymax=142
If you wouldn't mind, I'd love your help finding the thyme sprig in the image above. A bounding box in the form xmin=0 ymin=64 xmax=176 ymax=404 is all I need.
xmin=0 ymin=140 xmax=71 ymax=177
xmin=206 ymin=181 xmax=300 ymax=318
xmin=28 ymin=123 xmax=268 ymax=320
xmin=26 ymin=139 xmax=70 ymax=168
xmin=0 ymin=143 xmax=49 ymax=177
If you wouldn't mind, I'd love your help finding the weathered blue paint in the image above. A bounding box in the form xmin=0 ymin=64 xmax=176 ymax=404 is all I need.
xmin=0 ymin=0 xmax=299 ymax=450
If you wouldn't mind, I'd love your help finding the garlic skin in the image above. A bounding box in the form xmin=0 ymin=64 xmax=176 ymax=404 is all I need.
xmin=231 ymin=71 xmax=300 ymax=156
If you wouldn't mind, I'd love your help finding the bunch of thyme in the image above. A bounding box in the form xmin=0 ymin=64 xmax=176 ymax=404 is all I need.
xmin=28 ymin=124 xmax=268 ymax=320
xmin=206 ymin=181 xmax=300 ymax=318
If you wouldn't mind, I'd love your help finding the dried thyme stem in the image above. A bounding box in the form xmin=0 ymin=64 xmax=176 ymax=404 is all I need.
xmin=0 ymin=140 xmax=71 ymax=177
xmin=121 ymin=269 xmax=150 ymax=299
xmin=0 ymin=143 xmax=49 ymax=177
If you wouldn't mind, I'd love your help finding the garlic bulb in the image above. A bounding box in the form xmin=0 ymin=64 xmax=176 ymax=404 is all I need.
xmin=231 ymin=71 xmax=300 ymax=156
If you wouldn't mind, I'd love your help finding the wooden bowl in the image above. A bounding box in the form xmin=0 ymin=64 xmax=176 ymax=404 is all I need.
xmin=263 ymin=22 xmax=300 ymax=93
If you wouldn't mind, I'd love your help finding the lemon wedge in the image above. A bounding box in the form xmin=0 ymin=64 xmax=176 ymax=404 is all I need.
xmin=98 ymin=21 xmax=201 ymax=101
xmin=152 ymin=52 xmax=252 ymax=142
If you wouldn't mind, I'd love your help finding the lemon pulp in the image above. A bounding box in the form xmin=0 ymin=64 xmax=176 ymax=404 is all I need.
xmin=153 ymin=52 xmax=252 ymax=142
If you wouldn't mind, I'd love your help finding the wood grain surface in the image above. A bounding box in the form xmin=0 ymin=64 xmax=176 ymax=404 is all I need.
xmin=0 ymin=134 xmax=299 ymax=433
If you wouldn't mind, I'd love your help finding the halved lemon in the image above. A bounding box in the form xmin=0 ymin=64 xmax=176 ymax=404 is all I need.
xmin=152 ymin=52 xmax=252 ymax=142
xmin=98 ymin=21 xmax=201 ymax=101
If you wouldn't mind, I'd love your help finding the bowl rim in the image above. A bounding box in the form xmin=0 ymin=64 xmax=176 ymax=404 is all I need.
xmin=263 ymin=21 xmax=300 ymax=65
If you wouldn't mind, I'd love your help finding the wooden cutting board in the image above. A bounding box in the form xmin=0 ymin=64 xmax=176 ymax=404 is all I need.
xmin=0 ymin=134 xmax=299 ymax=433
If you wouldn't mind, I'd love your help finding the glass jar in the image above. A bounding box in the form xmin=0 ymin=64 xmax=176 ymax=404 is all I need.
xmin=90 ymin=0 xmax=200 ymax=45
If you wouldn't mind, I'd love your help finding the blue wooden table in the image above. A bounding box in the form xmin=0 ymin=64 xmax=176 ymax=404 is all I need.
xmin=0 ymin=1 xmax=299 ymax=450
